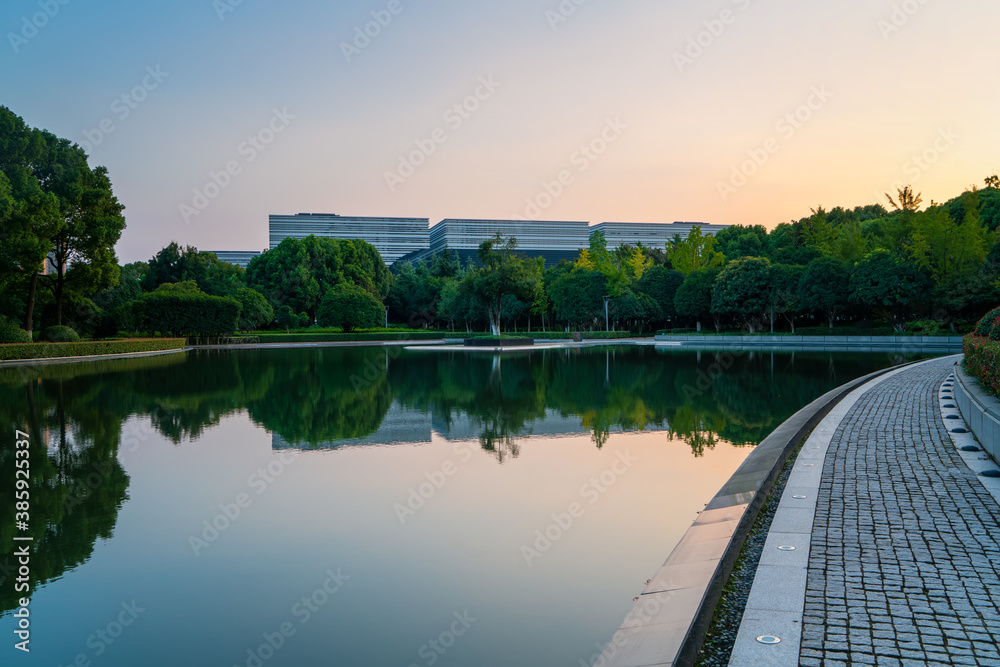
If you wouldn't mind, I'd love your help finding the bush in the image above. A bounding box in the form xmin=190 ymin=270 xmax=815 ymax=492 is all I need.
xmin=965 ymin=335 xmax=1000 ymax=397
xmin=0 ymin=318 xmax=32 ymax=344
xmin=975 ymin=307 xmax=1000 ymax=337
xmin=41 ymin=325 xmax=81 ymax=343
xmin=133 ymin=292 xmax=241 ymax=336
xmin=0 ymin=339 xmax=186 ymax=362
xmin=316 ymin=284 xmax=384 ymax=333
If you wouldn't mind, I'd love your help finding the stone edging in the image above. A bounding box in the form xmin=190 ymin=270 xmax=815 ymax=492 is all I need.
xmin=599 ymin=363 xmax=920 ymax=667
xmin=953 ymin=365 xmax=1000 ymax=464
xmin=655 ymin=334 xmax=963 ymax=348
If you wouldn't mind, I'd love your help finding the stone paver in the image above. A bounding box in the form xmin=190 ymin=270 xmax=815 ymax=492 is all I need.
xmin=802 ymin=359 xmax=1000 ymax=666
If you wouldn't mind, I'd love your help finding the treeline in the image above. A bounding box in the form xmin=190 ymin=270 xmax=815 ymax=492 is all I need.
xmin=391 ymin=182 xmax=1000 ymax=334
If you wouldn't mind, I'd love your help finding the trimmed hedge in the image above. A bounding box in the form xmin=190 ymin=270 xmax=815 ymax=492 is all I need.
xmin=41 ymin=325 xmax=80 ymax=343
xmin=0 ymin=339 xmax=186 ymax=362
xmin=134 ymin=292 xmax=241 ymax=336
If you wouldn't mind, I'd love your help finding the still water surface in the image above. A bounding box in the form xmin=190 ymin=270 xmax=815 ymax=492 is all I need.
xmin=0 ymin=346 xmax=927 ymax=666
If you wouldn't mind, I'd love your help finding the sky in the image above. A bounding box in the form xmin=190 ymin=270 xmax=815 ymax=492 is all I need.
xmin=2 ymin=0 xmax=997 ymax=263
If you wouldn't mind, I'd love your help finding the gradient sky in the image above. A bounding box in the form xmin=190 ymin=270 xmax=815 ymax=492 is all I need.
xmin=2 ymin=0 xmax=997 ymax=263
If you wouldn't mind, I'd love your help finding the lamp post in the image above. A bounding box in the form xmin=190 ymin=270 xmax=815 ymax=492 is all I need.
xmin=603 ymin=295 xmax=610 ymax=333
xmin=385 ymin=306 xmax=389 ymax=329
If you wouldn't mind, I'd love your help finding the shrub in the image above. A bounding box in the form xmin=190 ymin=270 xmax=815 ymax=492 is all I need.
xmin=975 ymin=307 xmax=1000 ymax=337
xmin=133 ymin=292 xmax=241 ymax=336
xmin=0 ymin=339 xmax=186 ymax=362
xmin=41 ymin=325 xmax=81 ymax=343
xmin=0 ymin=318 xmax=32 ymax=344
xmin=965 ymin=335 xmax=1000 ymax=398
xmin=316 ymin=284 xmax=384 ymax=333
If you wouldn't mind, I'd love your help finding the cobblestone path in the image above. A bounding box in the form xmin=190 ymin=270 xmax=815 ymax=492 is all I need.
xmin=801 ymin=359 xmax=1000 ymax=666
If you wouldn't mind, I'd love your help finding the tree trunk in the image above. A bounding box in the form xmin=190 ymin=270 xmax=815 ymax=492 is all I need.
xmin=24 ymin=273 xmax=39 ymax=335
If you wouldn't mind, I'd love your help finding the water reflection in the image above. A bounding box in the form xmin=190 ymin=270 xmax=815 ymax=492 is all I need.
xmin=0 ymin=346 xmax=921 ymax=615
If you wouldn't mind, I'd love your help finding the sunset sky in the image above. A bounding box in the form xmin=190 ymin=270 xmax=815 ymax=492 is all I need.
xmin=3 ymin=0 xmax=997 ymax=263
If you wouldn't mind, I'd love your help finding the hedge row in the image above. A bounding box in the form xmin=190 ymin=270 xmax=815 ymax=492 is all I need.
xmin=0 ymin=339 xmax=187 ymax=362
xmin=134 ymin=292 xmax=241 ymax=336
xmin=964 ymin=335 xmax=1000 ymax=398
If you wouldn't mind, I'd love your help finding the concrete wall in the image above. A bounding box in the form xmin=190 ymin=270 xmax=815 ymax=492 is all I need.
xmin=955 ymin=367 xmax=1000 ymax=465
xmin=655 ymin=334 xmax=963 ymax=349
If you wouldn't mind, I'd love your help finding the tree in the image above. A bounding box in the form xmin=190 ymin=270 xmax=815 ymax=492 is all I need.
xmin=674 ymin=267 xmax=721 ymax=331
xmin=849 ymin=250 xmax=926 ymax=330
xmin=798 ymin=258 xmax=850 ymax=330
xmin=666 ymin=227 xmax=725 ymax=275
xmin=886 ymin=185 xmax=923 ymax=212
xmin=471 ymin=233 xmax=539 ymax=336
xmin=548 ymin=268 xmax=607 ymax=329
xmin=0 ymin=107 xmax=62 ymax=333
xmin=636 ymin=265 xmax=685 ymax=323
xmin=35 ymin=134 xmax=126 ymax=326
xmin=714 ymin=225 xmax=770 ymax=260
xmin=235 ymin=287 xmax=274 ymax=331
xmin=316 ymin=283 xmax=384 ymax=332
xmin=909 ymin=197 xmax=995 ymax=282
xmin=246 ymin=236 xmax=392 ymax=324
xmin=769 ymin=264 xmax=805 ymax=332
xmin=711 ymin=257 xmax=773 ymax=333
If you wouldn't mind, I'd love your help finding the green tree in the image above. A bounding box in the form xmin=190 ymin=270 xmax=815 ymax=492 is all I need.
xmin=849 ymin=250 xmax=926 ymax=330
xmin=235 ymin=287 xmax=275 ymax=331
xmin=471 ymin=233 xmax=539 ymax=336
xmin=0 ymin=107 xmax=62 ymax=333
xmin=910 ymin=197 xmax=995 ymax=282
xmin=713 ymin=225 xmax=770 ymax=260
xmin=769 ymin=264 xmax=805 ymax=332
xmin=674 ymin=267 xmax=722 ymax=331
xmin=548 ymin=267 xmax=607 ymax=329
xmin=711 ymin=257 xmax=773 ymax=333
xmin=798 ymin=258 xmax=850 ymax=330
xmin=635 ymin=265 xmax=685 ymax=323
xmin=665 ymin=227 xmax=725 ymax=275
xmin=33 ymin=133 xmax=126 ymax=326
xmin=316 ymin=283 xmax=385 ymax=332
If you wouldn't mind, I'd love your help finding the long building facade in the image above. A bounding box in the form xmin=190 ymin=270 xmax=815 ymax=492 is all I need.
xmin=268 ymin=214 xmax=430 ymax=265
xmin=262 ymin=214 xmax=730 ymax=268
xmin=592 ymin=221 xmax=729 ymax=250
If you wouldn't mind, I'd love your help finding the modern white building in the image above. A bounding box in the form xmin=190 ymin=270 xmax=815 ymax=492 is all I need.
xmin=590 ymin=222 xmax=729 ymax=250
xmin=269 ymin=214 xmax=430 ymax=265
xmin=427 ymin=218 xmax=591 ymax=267
xmin=207 ymin=251 xmax=262 ymax=269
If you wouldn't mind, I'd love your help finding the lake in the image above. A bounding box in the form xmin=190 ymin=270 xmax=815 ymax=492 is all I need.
xmin=0 ymin=345 xmax=928 ymax=666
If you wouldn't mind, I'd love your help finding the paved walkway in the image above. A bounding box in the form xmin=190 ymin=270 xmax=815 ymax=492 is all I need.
xmin=731 ymin=358 xmax=1000 ymax=666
